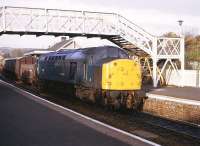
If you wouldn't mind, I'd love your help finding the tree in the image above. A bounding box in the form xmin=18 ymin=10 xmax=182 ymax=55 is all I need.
xmin=163 ymin=32 xmax=178 ymax=37
xmin=10 ymin=48 xmax=23 ymax=58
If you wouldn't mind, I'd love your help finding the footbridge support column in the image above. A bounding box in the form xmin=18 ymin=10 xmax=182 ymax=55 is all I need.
xmin=180 ymin=37 xmax=185 ymax=87
xmin=152 ymin=37 xmax=158 ymax=88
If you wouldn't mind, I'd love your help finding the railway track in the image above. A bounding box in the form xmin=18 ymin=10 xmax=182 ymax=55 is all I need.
xmin=1 ymin=76 xmax=200 ymax=146
xmin=138 ymin=113 xmax=200 ymax=140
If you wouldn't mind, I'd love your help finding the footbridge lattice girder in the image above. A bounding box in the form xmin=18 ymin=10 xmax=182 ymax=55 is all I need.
xmin=0 ymin=6 xmax=185 ymax=87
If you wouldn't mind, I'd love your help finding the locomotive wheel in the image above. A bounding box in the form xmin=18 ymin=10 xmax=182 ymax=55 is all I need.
xmin=126 ymin=94 xmax=133 ymax=109
xmin=113 ymin=99 xmax=120 ymax=110
xmin=132 ymin=94 xmax=143 ymax=110
xmin=101 ymin=96 xmax=108 ymax=107
xmin=37 ymin=81 xmax=43 ymax=91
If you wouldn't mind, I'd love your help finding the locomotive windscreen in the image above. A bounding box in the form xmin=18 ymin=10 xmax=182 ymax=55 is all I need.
xmin=107 ymin=47 xmax=128 ymax=58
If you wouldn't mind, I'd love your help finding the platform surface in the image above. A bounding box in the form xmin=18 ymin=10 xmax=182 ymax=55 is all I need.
xmin=0 ymin=79 xmax=155 ymax=146
xmin=148 ymin=86 xmax=200 ymax=101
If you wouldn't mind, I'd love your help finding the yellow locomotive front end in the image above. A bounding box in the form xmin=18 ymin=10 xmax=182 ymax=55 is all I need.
xmin=101 ymin=59 xmax=142 ymax=109
xmin=102 ymin=59 xmax=141 ymax=90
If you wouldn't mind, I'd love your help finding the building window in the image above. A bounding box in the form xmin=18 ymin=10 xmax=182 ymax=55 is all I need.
xmin=69 ymin=62 xmax=77 ymax=80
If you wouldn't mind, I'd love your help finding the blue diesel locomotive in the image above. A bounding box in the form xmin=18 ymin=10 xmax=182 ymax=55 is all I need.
xmin=37 ymin=46 xmax=142 ymax=109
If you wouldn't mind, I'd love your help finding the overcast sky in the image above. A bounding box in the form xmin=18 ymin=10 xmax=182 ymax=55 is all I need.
xmin=0 ymin=0 xmax=200 ymax=48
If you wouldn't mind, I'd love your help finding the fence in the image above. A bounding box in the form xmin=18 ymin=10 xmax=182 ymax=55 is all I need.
xmin=166 ymin=69 xmax=200 ymax=87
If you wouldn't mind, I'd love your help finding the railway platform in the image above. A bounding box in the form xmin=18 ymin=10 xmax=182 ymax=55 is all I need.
xmin=0 ymin=79 xmax=158 ymax=146
xmin=145 ymin=86 xmax=200 ymax=126
xmin=147 ymin=87 xmax=200 ymax=101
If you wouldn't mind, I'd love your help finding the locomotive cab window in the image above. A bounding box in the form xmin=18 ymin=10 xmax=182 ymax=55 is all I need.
xmin=69 ymin=62 xmax=77 ymax=80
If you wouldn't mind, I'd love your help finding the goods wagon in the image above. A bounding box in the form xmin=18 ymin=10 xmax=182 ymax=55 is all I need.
xmin=19 ymin=51 xmax=53 ymax=84
xmin=3 ymin=58 xmax=20 ymax=80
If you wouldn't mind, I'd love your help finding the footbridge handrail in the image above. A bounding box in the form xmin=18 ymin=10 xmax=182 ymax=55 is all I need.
xmin=0 ymin=6 xmax=155 ymax=55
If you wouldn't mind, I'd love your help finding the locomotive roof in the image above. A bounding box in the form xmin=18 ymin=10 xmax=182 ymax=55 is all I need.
xmin=39 ymin=46 xmax=129 ymax=62
xmin=42 ymin=46 xmax=127 ymax=56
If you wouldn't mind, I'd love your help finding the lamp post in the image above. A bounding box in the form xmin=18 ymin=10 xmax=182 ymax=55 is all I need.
xmin=177 ymin=20 xmax=185 ymax=87
xmin=178 ymin=20 xmax=184 ymax=37
xmin=2 ymin=0 xmax=5 ymax=6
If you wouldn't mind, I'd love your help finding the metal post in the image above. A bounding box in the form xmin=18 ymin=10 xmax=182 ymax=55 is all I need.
xmin=152 ymin=37 xmax=158 ymax=87
xmin=125 ymin=20 xmax=128 ymax=35
xmin=180 ymin=37 xmax=185 ymax=87
xmin=2 ymin=5 xmax=6 ymax=31
xmin=82 ymin=11 xmax=85 ymax=34
xmin=178 ymin=20 xmax=185 ymax=87
xmin=180 ymin=37 xmax=185 ymax=70
xmin=45 ymin=8 xmax=48 ymax=33
xmin=178 ymin=20 xmax=184 ymax=37
xmin=153 ymin=58 xmax=157 ymax=87
xmin=116 ymin=14 xmax=119 ymax=34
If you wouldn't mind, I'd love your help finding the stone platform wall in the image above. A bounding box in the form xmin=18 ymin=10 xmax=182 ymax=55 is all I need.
xmin=142 ymin=97 xmax=200 ymax=125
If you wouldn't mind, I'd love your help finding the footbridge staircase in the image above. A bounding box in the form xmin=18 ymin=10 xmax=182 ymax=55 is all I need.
xmin=0 ymin=6 xmax=184 ymax=87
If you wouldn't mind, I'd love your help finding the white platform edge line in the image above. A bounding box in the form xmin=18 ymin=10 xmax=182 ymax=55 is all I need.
xmin=0 ymin=80 xmax=160 ymax=146
xmin=146 ymin=93 xmax=200 ymax=106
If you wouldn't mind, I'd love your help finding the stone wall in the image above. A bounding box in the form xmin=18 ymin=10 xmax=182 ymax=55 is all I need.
xmin=142 ymin=97 xmax=200 ymax=125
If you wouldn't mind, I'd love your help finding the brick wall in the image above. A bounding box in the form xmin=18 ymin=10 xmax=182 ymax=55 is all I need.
xmin=142 ymin=98 xmax=200 ymax=125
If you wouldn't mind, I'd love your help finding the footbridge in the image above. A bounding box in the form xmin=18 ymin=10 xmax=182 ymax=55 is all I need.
xmin=0 ymin=6 xmax=185 ymax=87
